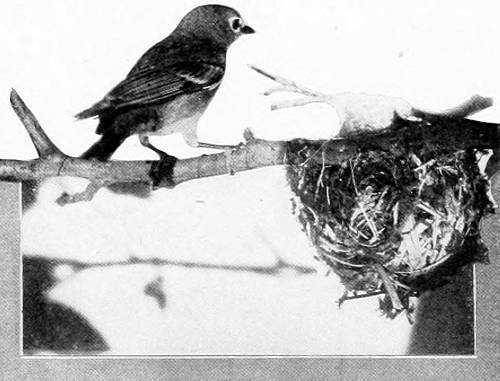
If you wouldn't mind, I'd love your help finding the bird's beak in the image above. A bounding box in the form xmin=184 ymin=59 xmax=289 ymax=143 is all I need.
xmin=241 ymin=24 xmax=255 ymax=34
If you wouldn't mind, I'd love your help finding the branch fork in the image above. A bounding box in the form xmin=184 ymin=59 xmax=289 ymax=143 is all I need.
xmin=7 ymin=88 xmax=290 ymax=204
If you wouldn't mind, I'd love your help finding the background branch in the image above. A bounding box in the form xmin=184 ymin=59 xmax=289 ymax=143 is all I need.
xmin=27 ymin=255 xmax=316 ymax=277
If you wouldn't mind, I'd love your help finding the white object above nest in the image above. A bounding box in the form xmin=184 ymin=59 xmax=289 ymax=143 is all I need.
xmin=322 ymin=93 xmax=414 ymax=137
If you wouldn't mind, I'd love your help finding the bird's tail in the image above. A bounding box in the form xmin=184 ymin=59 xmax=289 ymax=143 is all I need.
xmin=75 ymin=101 xmax=109 ymax=120
xmin=81 ymin=130 xmax=153 ymax=198
xmin=75 ymin=107 xmax=99 ymax=120
xmin=80 ymin=130 xmax=129 ymax=161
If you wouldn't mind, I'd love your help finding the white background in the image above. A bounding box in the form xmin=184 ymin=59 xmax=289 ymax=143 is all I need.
xmin=1 ymin=0 xmax=499 ymax=354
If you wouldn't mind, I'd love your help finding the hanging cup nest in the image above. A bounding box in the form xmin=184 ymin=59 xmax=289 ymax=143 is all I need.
xmin=286 ymin=115 xmax=497 ymax=319
xmin=249 ymin=66 xmax=498 ymax=320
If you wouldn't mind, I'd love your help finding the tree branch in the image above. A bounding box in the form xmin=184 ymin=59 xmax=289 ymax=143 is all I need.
xmin=3 ymin=74 xmax=499 ymax=205
xmin=6 ymin=89 xmax=290 ymax=204
xmin=0 ymin=133 xmax=288 ymax=185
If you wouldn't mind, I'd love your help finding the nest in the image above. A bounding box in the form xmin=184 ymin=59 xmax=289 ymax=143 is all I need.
xmin=286 ymin=116 xmax=496 ymax=320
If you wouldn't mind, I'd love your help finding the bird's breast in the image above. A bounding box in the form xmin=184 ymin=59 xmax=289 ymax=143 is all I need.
xmin=143 ymin=90 xmax=214 ymax=136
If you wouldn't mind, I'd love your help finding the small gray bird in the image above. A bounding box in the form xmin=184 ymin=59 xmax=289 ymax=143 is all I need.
xmin=76 ymin=4 xmax=254 ymax=161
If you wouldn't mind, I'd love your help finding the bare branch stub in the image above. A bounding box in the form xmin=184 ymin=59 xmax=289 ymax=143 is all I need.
xmin=10 ymin=89 xmax=64 ymax=158
xmin=413 ymin=94 xmax=494 ymax=119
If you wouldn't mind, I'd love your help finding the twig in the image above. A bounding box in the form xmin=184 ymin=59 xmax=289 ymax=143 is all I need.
xmin=249 ymin=65 xmax=325 ymax=98
xmin=413 ymin=94 xmax=494 ymax=119
xmin=373 ymin=263 xmax=404 ymax=311
xmin=10 ymin=89 xmax=64 ymax=158
xmin=56 ymin=181 xmax=103 ymax=205
xmin=337 ymin=290 xmax=386 ymax=307
xmin=26 ymin=255 xmax=317 ymax=277
xmin=250 ymin=65 xmax=334 ymax=114
xmin=271 ymin=97 xmax=327 ymax=111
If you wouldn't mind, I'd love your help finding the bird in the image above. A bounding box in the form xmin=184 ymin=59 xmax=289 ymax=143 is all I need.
xmin=76 ymin=4 xmax=255 ymax=161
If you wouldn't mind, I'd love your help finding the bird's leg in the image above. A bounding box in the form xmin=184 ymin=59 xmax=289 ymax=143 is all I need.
xmin=186 ymin=132 xmax=239 ymax=174
xmin=139 ymin=136 xmax=173 ymax=159
xmin=197 ymin=142 xmax=240 ymax=150
xmin=139 ymin=136 xmax=178 ymax=189
xmin=184 ymin=129 xmax=239 ymax=150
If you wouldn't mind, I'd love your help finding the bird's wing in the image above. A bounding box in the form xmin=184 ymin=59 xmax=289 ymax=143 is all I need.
xmin=75 ymin=62 xmax=224 ymax=119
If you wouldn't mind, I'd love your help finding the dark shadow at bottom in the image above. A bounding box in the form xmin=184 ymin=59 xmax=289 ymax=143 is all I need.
xmin=408 ymin=265 xmax=474 ymax=355
xmin=23 ymin=256 xmax=109 ymax=354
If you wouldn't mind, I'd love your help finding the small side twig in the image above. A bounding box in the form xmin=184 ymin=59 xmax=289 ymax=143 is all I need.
xmin=56 ymin=181 xmax=105 ymax=205
xmin=249 ymin=65 xmax=325 ymax=98
xmin=337 ymin=290 xmax=386 ymax=308
xmin=271 ymin=97 xmax=327 ymax=111
xmin=373 ymin=263 xmax=404 ymax=311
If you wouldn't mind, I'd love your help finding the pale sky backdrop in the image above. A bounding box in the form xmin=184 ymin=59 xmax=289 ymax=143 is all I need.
xmin=1 ymin=0 xmax=499 ymax=354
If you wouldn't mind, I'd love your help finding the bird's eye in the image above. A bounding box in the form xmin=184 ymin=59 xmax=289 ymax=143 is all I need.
xmin=229 ymin=17 xmax=242 ymax=32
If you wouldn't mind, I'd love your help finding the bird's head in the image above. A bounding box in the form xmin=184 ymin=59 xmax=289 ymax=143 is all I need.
xmin=175 ymin=4 xmax=255 ymax=47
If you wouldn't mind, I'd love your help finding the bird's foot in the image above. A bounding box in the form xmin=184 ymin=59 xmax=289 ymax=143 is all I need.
xmin=139 ymin=136 xmax=178 ymax=188
xmin=149 ymin=153 xmax=178 ymax=189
